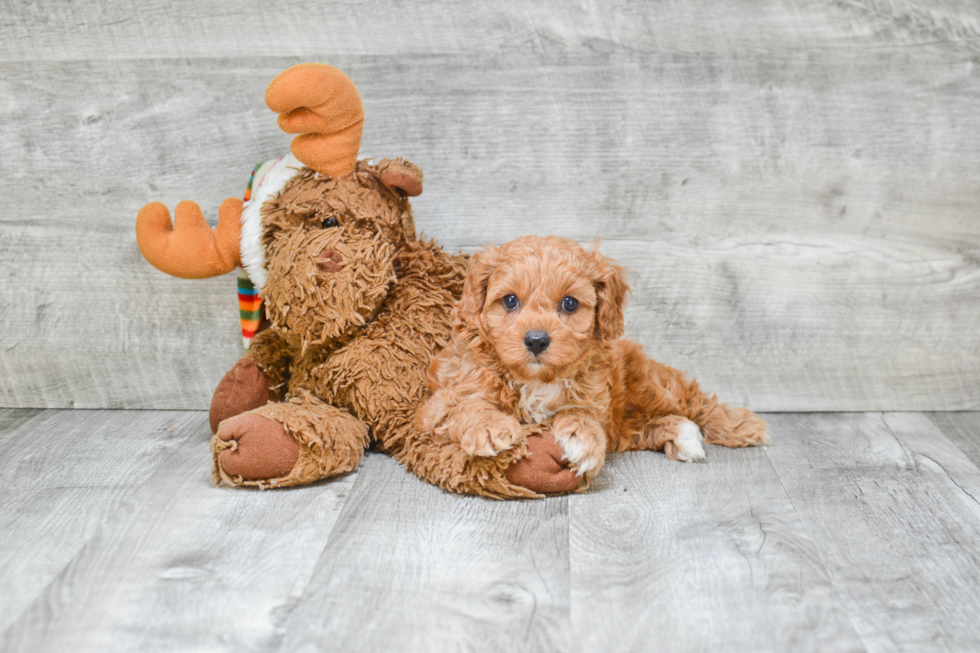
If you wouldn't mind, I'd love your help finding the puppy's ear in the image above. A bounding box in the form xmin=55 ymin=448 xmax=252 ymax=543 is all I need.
xmin=454 ymin=245 xmax=500 ymax=329
xmin=589 ymin=247 xmax=629 ymax=340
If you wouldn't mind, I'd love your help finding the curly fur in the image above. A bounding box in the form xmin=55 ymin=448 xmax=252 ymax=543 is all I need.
xmin=418 ymin=235 xmax=769 ymax=486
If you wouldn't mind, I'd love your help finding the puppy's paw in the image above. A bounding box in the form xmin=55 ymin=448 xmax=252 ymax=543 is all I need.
xmin=664 ymin=419 xmax=706 ymax=463
xmin=552 ymin=414 xmax=606 ymax=477
xmin=459 ymin=411 xmax=524 ymax=457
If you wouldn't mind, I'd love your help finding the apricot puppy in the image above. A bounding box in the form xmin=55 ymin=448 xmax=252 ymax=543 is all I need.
xmin=419 ymin=235 xmax=769 ymax=491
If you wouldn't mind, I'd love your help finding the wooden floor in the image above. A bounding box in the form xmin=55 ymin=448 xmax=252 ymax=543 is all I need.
xmin=0 ymin=409 xmax=977 ymax=651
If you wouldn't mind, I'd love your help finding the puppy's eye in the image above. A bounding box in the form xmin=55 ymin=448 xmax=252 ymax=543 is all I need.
xmin=561 ymin=296 xmax=579 ymax=313
xmin=321 ymin=217 xmax=339 ymax=229
xmin=502 ymin=294 xmax=520 ymax=310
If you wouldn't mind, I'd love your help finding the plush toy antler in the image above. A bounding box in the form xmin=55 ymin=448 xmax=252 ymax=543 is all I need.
xmin=265 ymin=63 xmax=364 ymax=178
xmin=136 ymin=198 xmax=243 ymax=279
xmin=135 ymin=63 xmax=365 ymax=279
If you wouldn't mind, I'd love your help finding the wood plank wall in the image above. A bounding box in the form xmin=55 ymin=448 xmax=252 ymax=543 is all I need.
xmin=1 ymin=1 xmax=978 ymax=411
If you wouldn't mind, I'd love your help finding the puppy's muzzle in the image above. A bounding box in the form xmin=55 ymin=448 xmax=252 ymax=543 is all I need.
xmin=524 ymin=330 xmax=550 ymax=355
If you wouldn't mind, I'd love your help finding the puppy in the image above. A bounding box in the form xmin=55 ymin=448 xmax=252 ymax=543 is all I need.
xmin=418 ymin=235 xmax=768 ymax=491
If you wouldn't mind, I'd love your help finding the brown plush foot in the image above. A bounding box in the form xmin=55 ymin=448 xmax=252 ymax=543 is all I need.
xmin=505 ymin=431 xmax=582 ymax=494
xmin=209 ymin=358 xmax=271 ymax=433
xmin=216 ymin=413 xmax=300 ymax=481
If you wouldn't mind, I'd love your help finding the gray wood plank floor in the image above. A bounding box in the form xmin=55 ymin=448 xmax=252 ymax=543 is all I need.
xmin=2 ymin=410 xmax=980 ymax=652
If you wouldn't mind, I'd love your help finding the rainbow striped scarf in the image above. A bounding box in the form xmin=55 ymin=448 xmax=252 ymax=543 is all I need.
xmin=238 ymin=269 xmax=262 ymax=348
xmin=237 ymin=160 xmax=273 ymax=348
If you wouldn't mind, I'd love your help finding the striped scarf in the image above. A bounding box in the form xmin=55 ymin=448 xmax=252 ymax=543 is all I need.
xmin=238 ymin=160 xmax=273 ymax=348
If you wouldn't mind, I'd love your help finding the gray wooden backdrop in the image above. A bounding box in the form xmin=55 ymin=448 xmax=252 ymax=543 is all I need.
xmin=1 ymin=0 xmax=978 ymax=412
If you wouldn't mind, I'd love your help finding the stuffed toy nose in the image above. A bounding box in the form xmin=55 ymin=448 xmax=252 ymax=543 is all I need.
xmin=318 ymin=249 xmax=344 ymax=273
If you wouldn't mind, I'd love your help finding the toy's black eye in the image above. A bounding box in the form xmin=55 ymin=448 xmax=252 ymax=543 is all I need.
xmin=561 ymin=296 xmax=579 ymax=313
xmin=321 ymin=217 xmax=339 ymax=229
xmin=502 ymin=294 xmax=520 ymax=310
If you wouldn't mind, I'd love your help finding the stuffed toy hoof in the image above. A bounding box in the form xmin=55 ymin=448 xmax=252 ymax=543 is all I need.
xmin=209 ymin=358 xmax=272 ymax=434
xmin=505 ymin=430 xmax=583 ymax=495
xmin=213 ymin=413 xmax=300 ymax=482
xmin=211 ymin=395 xmax=371 ymax=489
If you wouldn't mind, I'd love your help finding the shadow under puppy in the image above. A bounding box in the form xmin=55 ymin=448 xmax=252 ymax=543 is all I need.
xmin=418 ymin=235 xmax=769 ymax=494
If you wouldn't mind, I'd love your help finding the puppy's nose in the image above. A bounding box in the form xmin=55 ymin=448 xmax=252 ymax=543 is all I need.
xmin=524 ymin=330 xmax=551 ymax=355
xmin=317 ymin=249 xmax=344 ymax=273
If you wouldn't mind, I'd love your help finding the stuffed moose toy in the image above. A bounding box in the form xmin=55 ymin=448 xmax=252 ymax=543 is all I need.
xmin=136 ymin=64 xmax=578 ymax=497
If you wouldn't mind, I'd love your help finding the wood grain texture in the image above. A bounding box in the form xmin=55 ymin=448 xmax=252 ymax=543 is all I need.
xmin=276 ymin=453 xmax=571 ymax=653
xmin=882 ymin=412 xmax=980 ymax=528
xmin=2 ymin=50 xmax=979 ymax=411
xmin=1 ymin=0 xmax=977 ymax=61
xmin=927 ymin=412 xmax=980 ymax=470
xmin=0 ymin=418 xmax=356 ymax=653
xmin=3 ymin=411 xmax=980 ymax=649
xmin=764 ymin=412 xmax=980 ymax=651
xmin=0 ymin=409 xmax=199 ymax=634
xmin=0 ymin=409 xmax=41 ymax=443
xmin=569 ymin=439 xmax=863 ymax=652
xmin=2 ymin=1 xmax=979 ymax=411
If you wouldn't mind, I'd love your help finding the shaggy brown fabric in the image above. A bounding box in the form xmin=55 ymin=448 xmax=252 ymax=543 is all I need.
xmin=244 ymin=328 xmax=292 ymax=401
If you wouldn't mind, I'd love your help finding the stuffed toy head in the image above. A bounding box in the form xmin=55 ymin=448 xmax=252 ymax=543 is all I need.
xmin=136 ymin=64 xmax=425 ymax=350
xmin=258 ymin=158 xmax=423 ymax=352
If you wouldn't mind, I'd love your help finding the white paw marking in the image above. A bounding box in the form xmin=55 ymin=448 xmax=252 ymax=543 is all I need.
xmin=555 ymin=435 xmax=598 ymax=476
xmin=575 ymin=457 xmax=597 ymax=475
xmin=674 ymin=420 xmax=706 ymax=462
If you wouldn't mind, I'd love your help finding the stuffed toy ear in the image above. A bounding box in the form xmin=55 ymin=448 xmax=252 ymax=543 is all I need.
xmin=453 ymin=245 xmax=500 ymax=329
xmin=589 ymin=246 xmax=629 ymax=340
xmin=377 ymin=158 xmax=423 ymax=197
